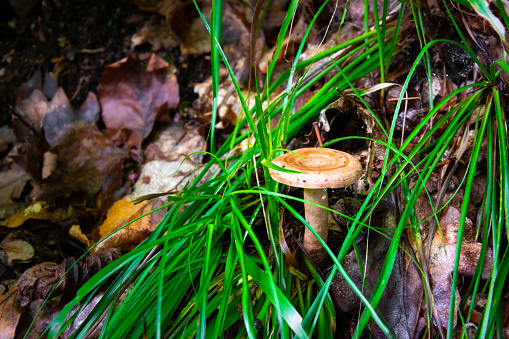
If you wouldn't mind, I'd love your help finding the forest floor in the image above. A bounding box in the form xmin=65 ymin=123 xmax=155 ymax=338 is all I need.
xmin=0 ymin=0 xmax=506 ymax=338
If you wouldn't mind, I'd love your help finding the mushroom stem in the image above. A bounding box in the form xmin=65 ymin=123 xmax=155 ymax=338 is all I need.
xmin=303 ymin=188 xmax=329 ymax=264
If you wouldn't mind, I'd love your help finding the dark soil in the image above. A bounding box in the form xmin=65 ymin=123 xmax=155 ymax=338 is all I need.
xmin=0 ymin=0 xmax=151 ymax=125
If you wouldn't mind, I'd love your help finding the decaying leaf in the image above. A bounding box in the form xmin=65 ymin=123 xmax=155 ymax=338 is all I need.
xmin=329 ymin=194 xmax=421 ymax=338
xmin=1 ymin=201 xmax=75 ymax=228
xmin=14 ymin=72 xmax=100 ymax=147
xmin=16 ymin=248 xmax=121 ymax=308
xmin=0 ymin=126 xmax=16 ymax=153
xmin=16 ymin=262 xmax=60 ymax=308
xmin=69 ymin=225 xmax=90 ymax=248
xmin=0 ymin=233 xmax=34 ymax=264
xmin=0 ymin=163 xmax=30 ymax=220
xmin=92 ymin=199 xmax=167 ymax=251
xmin=144 ymin=124 xmax=206 ymax=163
xmin=35 ymin=123 xmax=128 ymax=200
xmin=98 ymin=55 xmax=179 ymax=149
xmin=429 ymin=206 xmax=493 ymax=328
xmin=0 ymin=281 xmax=24 ymax=339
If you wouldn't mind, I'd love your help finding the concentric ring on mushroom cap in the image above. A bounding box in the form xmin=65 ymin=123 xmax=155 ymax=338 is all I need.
xmin=269 ymin=148 xmax=362 ymax=189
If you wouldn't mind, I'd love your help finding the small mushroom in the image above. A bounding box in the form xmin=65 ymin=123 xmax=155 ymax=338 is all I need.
xmin=269 ymin=148 xmax=362 ymax=263
xmin=429 ymin=206 xmax=493 ymax=328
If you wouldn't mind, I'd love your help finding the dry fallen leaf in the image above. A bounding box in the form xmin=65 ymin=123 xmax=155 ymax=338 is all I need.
xmin=17 ymin=262 xmax=60 ymax=308
xmin=0 ymin=126 xmax=16 ymax=153
xmin=93 ymin=199 xmax=167 ymax=251
xmin=0 ymin=234 xmax=34 ymax=265
xmin=35 ymin=123 xmax=128 ymax=201
xmin=429 ymin=206 xmax=493 ymax=328
xmin=98 ymin=55 xmax=179 ymax=149
xmin=14 ymin=72 xmax=100 ymax=147
xmin=144 ymin=124 xmax=206 ymax=163
xmin=69 ymin=225 xmax=90 ymax=248
xmin=0 ymin=281 xmax=25 ymax=339
xmin=0 ymin=163 xmax=30 ymax=220
xmin=329 ymin=195 xmax=421 ymax=339
xmin=1 ymin=201 xmax=74 ymax=228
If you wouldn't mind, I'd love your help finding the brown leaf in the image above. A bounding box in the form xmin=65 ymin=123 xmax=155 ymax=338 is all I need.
xmin=14 ymin=72 xmax=100 ymax=147
xmin=144 ymin=124 xmax=206 ymax=163
xmin=0 ymin=126 xmax=16 ymax=153
xmin=329 ymin=194 xmax=420 ymax=338
xmin=0 ymin=282 xmax=25 ymax=339
xmin=429 ymin=206 xmax=493 ymax=328
xmin=125 ymin=160 xmax=197 ymax=201
xmin=17 ymin=262 xmax=60 ymax=308
xmin=35 ymin=123 xmax=128 ymax=200
xmin=24 ymin=298 xmax=60 ymax=339
xmin=0 ymin=233 xmax=34 ymax=265
xmin=0 ymin=164 xmax=30 ymax=203
xmin=16 ymin=249 xmax=121 ymax=308
xmin=0 ymin=163 xmax=30 ymax=219
xmin=41 ymin=89 xmax=100 ymax=146
xmin=69 ymin=225 xmax=90 ymax=248
xmin=93 ymin=199 xmax=167 ymax=251
xmin=1 ymin=201 xmax=74 ymax=228
xmin=98 ymin=55 xmax=179 ymax=149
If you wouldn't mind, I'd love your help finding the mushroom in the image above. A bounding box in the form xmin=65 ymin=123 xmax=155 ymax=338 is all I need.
xmin=269 ymin=148 xmax=362 ymax=263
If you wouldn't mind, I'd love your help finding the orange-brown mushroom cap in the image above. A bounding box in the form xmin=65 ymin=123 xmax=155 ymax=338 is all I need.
xmin=269 ymin=148 xmax=362 ymax=189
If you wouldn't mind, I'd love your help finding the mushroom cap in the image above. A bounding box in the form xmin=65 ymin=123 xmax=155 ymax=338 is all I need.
xmin=269 ymin=148 xmax=362 ymax=189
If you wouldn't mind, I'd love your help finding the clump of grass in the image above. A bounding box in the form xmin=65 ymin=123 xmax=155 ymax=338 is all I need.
xmin=35 ymin=0 xmax=509 ymax=338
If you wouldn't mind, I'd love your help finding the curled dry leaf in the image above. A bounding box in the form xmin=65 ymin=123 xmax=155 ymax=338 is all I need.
xmin=16 ymin=248 xmax=121 ymax=308
xmin=69 ymin=225 xmax=90 ymax=248
xmin=16 ymin=262 xmax=60 ymax=308
xmin=92 ymin=199 xmax=167 ymax=252
xmin=429 ymin=206 xmax=493 ymax=328
xmin=98 ymin=55 xmax=179 ymax=149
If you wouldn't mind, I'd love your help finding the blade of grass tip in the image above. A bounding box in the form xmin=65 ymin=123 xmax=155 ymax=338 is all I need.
xmin=209 ymin=0 xmax=223 ymax=154
xmin=372 ymin=0 xmax=387 ymax=84
xmin=446 ymin=87 xmax=491 ymax=338
xmin=385 ymin=3 xmax=405 ymax=73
